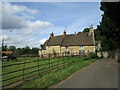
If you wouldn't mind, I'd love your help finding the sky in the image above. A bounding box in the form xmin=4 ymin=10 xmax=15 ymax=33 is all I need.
xmin=0 ymin=2 xmax=103 ymax=48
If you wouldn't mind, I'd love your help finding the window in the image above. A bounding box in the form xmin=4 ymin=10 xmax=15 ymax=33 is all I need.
xmin=65 ymin=46 xmax=68 ymax=49
xmin=48 ymin=46 xmax=50 ymax=48
xmin=65 ymin=51 xmax=70 ymax=54
xmin=79 ymin=50 xmax=84 ymax=55
xmin=80 ymin=46 xmax=84 ymax=49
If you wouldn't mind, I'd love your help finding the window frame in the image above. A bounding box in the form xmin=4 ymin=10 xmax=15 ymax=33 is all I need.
xmin=80 ymin=46 xmax=84 ymax=49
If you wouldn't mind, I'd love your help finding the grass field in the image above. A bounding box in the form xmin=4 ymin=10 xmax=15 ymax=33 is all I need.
xmin=2 ymin=56 xmax=86 ymax=87
xmin=14 ymin=58 xmax=97 ymax=88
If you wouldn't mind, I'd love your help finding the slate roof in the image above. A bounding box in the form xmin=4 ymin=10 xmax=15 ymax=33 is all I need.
xmin=62 ymin=32 xmax=94 ymax=46
xmin=41 ymin=32 xmax=94 ymax=50
xmin=47 ymin=35 xmax=64 ymax=46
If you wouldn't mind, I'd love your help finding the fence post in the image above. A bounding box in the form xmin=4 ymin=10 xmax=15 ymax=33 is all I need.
xmin=68 ymin=56 xmax=69 ymax=65
xmin=49 ymin=54 xmax=50 ymax=72
xmin=63 ymin=56 xmax=65 ymax=69
xmin=57 ymin=57 xmax=59 ymax=70
xmin=38 ymin=57 xmax=39 ymax=75
xmin=23 ymin=56 xmax=26 ymax=81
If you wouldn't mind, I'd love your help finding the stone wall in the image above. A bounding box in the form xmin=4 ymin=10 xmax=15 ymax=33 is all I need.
xmin=97 ymin=49 xmax=120 ymax=61
xmin=46 ymin=46 xmax=60 ymax=54
xmin=40 ymin=45 xmax=95 ymax=55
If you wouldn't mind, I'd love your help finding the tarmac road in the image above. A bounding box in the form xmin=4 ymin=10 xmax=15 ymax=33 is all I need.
xmin=52 ymin=58 xmax=118 ymax=88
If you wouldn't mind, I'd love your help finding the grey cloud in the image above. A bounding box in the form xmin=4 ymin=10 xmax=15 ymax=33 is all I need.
xmin=2 ymin=15 xmax=27 ymax=30
xmin=1 ymin=3 xmax=52 ymax=31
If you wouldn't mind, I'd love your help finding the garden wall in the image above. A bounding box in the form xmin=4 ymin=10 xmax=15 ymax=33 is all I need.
xmin=97 ymin=49 xmax=120 ymax=61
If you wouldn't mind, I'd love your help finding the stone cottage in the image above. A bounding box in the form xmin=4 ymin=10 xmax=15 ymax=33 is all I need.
xmin=39 ymin=25 xmax=100 ymax=57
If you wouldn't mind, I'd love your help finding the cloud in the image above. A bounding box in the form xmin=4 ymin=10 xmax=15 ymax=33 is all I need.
xmin=23 ymin=20 xmax=53 ymax=34
xmin=27 ymin=38 xmax=47 ymax=48
xmin=1 ymin=3 xmax=53 ymax=32
xmin=39 ymin=38 xmax=47 ymax=44
xmin=0 ymin=35 xmax=9 ymax=41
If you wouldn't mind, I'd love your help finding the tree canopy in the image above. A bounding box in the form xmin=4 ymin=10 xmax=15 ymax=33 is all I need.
xmin=2 ymin=45 xmax=40 ymax=56
xmin=96 ymin=2 xmax=120 ymax=51
xmin=82 ymin=28 xmax=89 ymax=33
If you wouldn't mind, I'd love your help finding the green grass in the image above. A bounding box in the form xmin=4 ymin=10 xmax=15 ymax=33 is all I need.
xmin=13 ymin=58 xmax=97 ymax=88
xmin=2 ymin=56 xmax=85 ymax=87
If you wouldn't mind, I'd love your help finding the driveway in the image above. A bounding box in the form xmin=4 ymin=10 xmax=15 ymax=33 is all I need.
xmin=52 ymin=58 xmax=118 ymax=88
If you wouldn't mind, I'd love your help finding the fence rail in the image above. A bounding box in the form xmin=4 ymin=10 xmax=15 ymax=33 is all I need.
xmin=1 ymin=55 xmax=84 ymax=88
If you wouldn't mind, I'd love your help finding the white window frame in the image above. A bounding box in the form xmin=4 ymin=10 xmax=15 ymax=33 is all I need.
xmin=80 ymin=46 xmax=84 ymax=49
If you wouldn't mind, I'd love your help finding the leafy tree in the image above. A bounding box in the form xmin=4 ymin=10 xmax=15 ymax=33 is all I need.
xmin=31 ymin=48 xmax=39 ymax=55
xmin=100 ymin=2 xmax=120 ymax=28
xmin=7 ymin=46 xmax=16 ymax=52
xmin=96 ymin=2 xmax=120 ymax=51
xmin=2 ymin=45 xmax=7 ymax=51
xmin=82 ymin=28 xmax=89 ymax=33
xmin=94 ymin=28 xmax=100 ymax=41
xmin=15 ymin=48 xmax=22 ymax=55
xmin=21 ymin=46 xmax=31 ymax=55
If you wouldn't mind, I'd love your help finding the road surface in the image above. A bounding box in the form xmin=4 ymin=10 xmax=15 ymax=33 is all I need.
xmin=52 ymin=58 xmax=118 ymax=88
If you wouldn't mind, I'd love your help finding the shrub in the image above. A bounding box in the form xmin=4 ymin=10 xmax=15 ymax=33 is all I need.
xmin=87 ymin=52 xmax=97 ymax=59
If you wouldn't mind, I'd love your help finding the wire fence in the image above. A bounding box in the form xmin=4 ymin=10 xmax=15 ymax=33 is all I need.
xmin=1 ymin=55 xmax=84 ymax=88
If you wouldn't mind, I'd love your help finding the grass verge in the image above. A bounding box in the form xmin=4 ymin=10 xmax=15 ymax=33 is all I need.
xmin=13 ymin=58 xmax=97 ymax=88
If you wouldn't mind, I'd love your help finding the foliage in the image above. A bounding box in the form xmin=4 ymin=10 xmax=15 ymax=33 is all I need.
xmin=87 ymin=52 xmax=97 ymax=59
xmin=31 ymin=48 xmax=39 ymax=55
xmin=20 ymin=46 xmax=31 ymax=55
xmin=82 ymin=28 xmax=89 ymax=33
xmin=100 ymin=2 xmax=120 ymax=28
xmin=15 ymin=48 xmax=22 ymax=55
xmin=2 ymin=45 xmax=7 ymax=51
xmin=94 ymin=28 xmax=100 ymax=41
xmin=96 ymin=2 xmax=120 ymax=51
xmin=2 ymin=45 xmax=39 ymax=56
xmin=7 ymin=46 xmax=16 ymax=52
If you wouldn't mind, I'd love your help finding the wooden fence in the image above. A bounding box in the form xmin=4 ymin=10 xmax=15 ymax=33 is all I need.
xmin=1 ymin=55 xmax=84 ymax=88
xmin=40 ymin=52 xmax=86 ymax=58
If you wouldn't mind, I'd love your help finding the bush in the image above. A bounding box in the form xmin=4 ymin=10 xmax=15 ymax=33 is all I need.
xmin=87 ymin=52 xmax=97 ymax=59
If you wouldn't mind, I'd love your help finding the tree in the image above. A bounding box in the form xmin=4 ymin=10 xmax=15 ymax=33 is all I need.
xmin=94 ymin=28 xmax=100 ymax=41
xmin=96 ymin=2 xmax=120 ymax=51
xmin=82 ymin=28 xmax=89 ymax=33
xmin=100 ymin=2 xmax=120 ymax=28
xmin=15 ymin=48 xmax=22 ymax=55
xmin=2 ymin=45 xmax=7 ymax=51
xmin=21 ymin=46 xmax=31 ymax=55
xmin=8 ymin=46 xmax=16 ymax=52
xmin=31 ymin=48 xmax=39 ymax=55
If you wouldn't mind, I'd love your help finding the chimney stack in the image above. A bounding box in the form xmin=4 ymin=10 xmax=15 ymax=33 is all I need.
xmin=89 ymin=24 xmax=94 ymax=35
xmin=63 ymin=30 xmax=66 ymax=35
xmin=50 ymin=32 xmax=54 ymax=38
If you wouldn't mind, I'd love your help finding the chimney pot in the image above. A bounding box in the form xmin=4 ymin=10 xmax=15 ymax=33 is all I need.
xmin=50 ymin=32 xmax=54 ymax=38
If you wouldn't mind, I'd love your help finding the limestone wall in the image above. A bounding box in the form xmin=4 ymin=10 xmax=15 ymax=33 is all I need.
xmin=84 ymin=46 xmax=95 ymax=53
xmin=97 ymin=49 xmax=120 ymax=61
xmin=41 ymin=46 xmax=95 ymax=54
xmin=46 ymin=46 xmax=60 ymax=54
